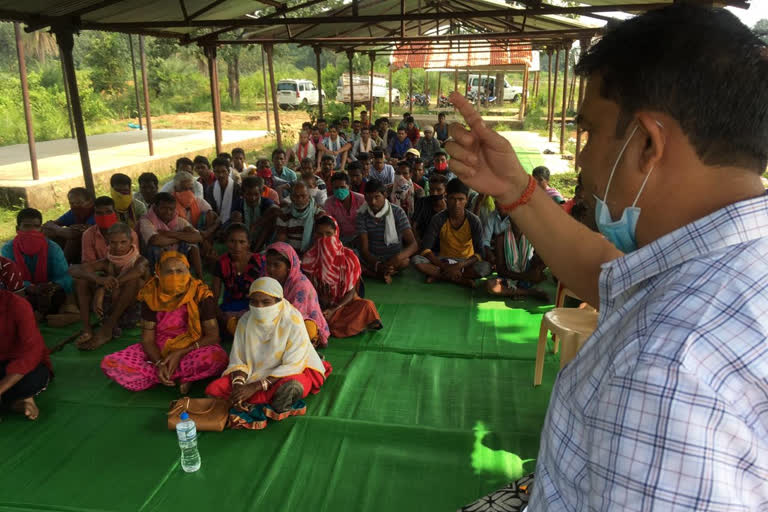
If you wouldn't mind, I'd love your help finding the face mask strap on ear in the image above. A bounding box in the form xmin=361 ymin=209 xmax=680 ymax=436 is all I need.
xmin=630 ymin=119 xmax=664 ymax=207
xmin=603 ymin=124 xmax=640 ymax=202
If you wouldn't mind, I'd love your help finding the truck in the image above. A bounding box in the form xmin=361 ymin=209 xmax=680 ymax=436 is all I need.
xmin=467 ymin=74 xmax=523 ymax=102
xmin=336 ymin=74 xmax=401 ymax=106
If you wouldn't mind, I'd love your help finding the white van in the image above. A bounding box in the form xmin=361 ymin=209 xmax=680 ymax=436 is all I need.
xmin=468 ymin=75 xmax=523 ymax=102
xmin=277 ymin=79 xmax=325 ymax=110
xmin=336 ymin=74 xmax=401 ymax=105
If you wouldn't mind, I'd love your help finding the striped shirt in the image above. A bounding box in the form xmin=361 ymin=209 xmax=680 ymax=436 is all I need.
xmin=530 ymin=194 xmax=768 ymax=511
xmin=356 ymin=203 xmax=411 ymax=260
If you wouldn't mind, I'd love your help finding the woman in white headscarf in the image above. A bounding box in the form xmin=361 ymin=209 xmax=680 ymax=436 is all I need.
xmin=205 ymin=277 xmax=332 ymax=416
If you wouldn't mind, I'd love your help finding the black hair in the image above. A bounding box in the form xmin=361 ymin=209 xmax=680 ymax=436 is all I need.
xmin=218 ymin=152 xmax=232 ymax=161
xmin=68 ymin=187 xmax=93 ymax=201
xmin=256 ymin=158 xmax=270 ymax=168
xmin=341 ymin=116 xmax=350 ymax=122
xmin=353 ymin=119 xmax=361 ymax=125
xmin=429 ymin=173 xmax=449 ymax=186
xmin=347 ymin=161 xmax=363 ymax=172
xmin=110 ymin=173 xmax=131 ymax=188
xmin=331 ymin=172 xmax=350 ymax=184
xmin=357 ymin=152 xmax=370 ymax=160
xmin=434 ymin=150 xmax=447 ymax=159
xmin=193 ymin=155 xmax=210 ymax=167
xmin=175 ymin=157 xmax=193 ymax=170
xmin=397 ymin=126 xmax=406 ymax=132
xmin=300 ymin=157 xmax=315 ymax=167
xmin=271 ymin=148 xmax=286 ymax=158
xmin=242 ymin=176 xmax=264 ymax=190
xmin=364 ymin=179 xmax=387 ymax=195
xmin=94 ymin=196 xmax=115 ymax=208
xmin=438 ymin=112 xmax=446 ymax=118
xmin=232 ymin=147 xmax=245 ymax=157
xmin=225 ymin=222 xmax=249 ymax=240
xmin=446 ymin=178 xmax=469 ymax=197
xmin=575 ymin=4 xmax=768 ymax=172
xmin=532 ymin=166 xmax=550 ymax=181
xmin=321 ymin=154 xmax=335 ymax=163
xmin=17 ymin=207 xmax=42 ymax=227
xmin=138 ymin=172 xmax=158 ymax=186
xmin=266 ymin=248 xmax=291 ymax=266
xmin=211 ymin=157 xmax=229 ymax=170
xmin=413 ymin=157 xmax=424 ymax=165
xmin=154 ymin=192 xmax=176 ymax=205
xmin=371 ymin=150 xmax=384 ymax=159
xmin=302 ymin=121 xmax=313 ymax=129
xmin=360 ymin=110 xmax=367 ymax=115
xmin=317 ymin=117 xmax=326 ymax=124
xmin=397 ymin=160 xmax=412 ymax=170
xmin=406 ymin=116 xmax=415 ymax=123
xmin=315 ymin=215 xmax=337 ymax=230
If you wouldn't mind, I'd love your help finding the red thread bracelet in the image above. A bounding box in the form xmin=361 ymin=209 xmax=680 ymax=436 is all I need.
xmin=498 ymin=175 xmax=537 ymax=213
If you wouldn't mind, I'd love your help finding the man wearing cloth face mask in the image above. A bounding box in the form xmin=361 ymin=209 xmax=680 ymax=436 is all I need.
xmin=80 ymin=196 xmax=139 ymax=263
xmin=449 ymin=6 xmax=768 ymax=511
xmin=324 ymin=172 xmax=366 ymax=246
xmin=110 ymin=174 xmax=146 ymax=229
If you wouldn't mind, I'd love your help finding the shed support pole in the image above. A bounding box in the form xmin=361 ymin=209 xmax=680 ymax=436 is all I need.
xmin=265 ymin=44 xmax=282 ymax=148
xmin=55 ymin=29 xmax=94 ymax=194
xmin=139 ymin=36 xmax=154 ymax=156
xmin=205 ymin=45 xmax=222 ymax=155
xmin=14 ymin=22 xmax=38 ymax=181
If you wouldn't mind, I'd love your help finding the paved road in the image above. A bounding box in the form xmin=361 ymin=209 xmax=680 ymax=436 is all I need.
xmin=0 ymin=129 xmax=267 ymax=185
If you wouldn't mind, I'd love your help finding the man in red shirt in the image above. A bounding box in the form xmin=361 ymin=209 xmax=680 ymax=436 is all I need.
xmin=0 ymin=289 xmax=52 ymax=420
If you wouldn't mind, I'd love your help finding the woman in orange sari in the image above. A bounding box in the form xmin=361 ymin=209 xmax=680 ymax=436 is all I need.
xmin=101 ymin=251 xmax=228 ymax=394
xmin=302 ymin=216 xmax=382 ymax=338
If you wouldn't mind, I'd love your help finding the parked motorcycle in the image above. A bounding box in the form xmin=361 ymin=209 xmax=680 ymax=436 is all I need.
xmin=404 ymin=93 xmax=431 ymax=108
xmin=437 ymin=95 xmax=451 ymax=107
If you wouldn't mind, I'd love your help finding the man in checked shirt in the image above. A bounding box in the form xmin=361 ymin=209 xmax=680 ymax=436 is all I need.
xmin=450 ymin=5 xmax=768 ymax=512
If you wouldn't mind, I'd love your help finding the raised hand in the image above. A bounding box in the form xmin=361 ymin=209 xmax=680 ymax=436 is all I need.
xmin=445 ymin=92 xmax=530 ymax=205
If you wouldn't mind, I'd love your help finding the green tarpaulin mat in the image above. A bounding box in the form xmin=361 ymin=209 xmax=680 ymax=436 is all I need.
xmin=1 ymin=137 xmax=556 ymax=511
xmin=0 ymin=269 xmax=562 ymax=512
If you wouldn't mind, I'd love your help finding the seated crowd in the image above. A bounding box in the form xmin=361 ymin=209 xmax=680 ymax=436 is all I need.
xmin=0 ymin=113 xmax=587 ymax=423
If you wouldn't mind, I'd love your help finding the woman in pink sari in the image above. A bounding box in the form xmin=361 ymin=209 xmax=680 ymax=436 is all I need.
xmin=262 ymin=242 xmax=330 ymax=347
xmin=101 ymin=251 xmax=228 ymax=394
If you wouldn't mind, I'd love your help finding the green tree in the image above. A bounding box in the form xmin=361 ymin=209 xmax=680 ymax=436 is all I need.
xmin=81 ymin=32 xmax=129 ymax=94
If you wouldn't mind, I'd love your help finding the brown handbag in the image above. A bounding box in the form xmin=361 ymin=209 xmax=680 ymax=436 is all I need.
xmin=167 ymin=397 xmax=230 ymax=431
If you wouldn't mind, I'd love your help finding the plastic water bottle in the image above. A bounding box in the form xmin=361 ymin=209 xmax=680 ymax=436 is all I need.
xmin=175 ymin=412 xmax=201 ymax=472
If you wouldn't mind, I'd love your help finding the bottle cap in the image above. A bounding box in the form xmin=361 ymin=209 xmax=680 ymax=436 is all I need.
xmin=180 ymin=412 xmax=189 ymax=420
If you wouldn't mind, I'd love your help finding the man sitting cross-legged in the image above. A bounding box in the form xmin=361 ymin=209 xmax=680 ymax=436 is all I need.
xmin=2 ymin=208 xmax=76 ymax=325
xmin=138 ymin=193 xmax=204 ymax=278
xmin=70 ymin=223 xmax=150 ymax=350
xmin=0 ymin=288 xmax=52 ymax=421
xmin=484 ymin=204 xmax=549 ymax=301
xmin=356 ymin=179 xmax=418 ymax=284
xmin=413 ymin=178 xmax=491 ymax=287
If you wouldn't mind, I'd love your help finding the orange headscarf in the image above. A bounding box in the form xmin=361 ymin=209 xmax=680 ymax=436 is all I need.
xmin=174 ymin=191 xmax=201 ymax=226
xmin=137 ymin=251 xmax=212 ymax=356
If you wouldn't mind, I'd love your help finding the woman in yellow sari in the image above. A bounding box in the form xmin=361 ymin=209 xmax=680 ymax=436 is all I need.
xmin=206 ymin=277 xmax=332 ymax=419
xmin=101 ymin=251 xmax=228 ymax=394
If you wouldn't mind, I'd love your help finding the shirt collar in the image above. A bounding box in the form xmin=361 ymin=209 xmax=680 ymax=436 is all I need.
xmin=603 ymin=194 xmax=768 ymax=300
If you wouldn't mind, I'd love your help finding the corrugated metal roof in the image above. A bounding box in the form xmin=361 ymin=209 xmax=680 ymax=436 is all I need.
xmin=0 ymin=0 xmax=752 ymax=50
xmin=391 ymin=42 xmax=534 ymax=70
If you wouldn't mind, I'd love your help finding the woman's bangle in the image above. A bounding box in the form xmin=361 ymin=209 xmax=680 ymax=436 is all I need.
xmin=498 ymin=175 xmax=537 ymax=213
xmin=261 ymin=379 xmax=269 ymax=391
xmin=232 ymin=376 xmax=246 ymax=385
xmin=194 ymin=341 xmax=200 ymax=350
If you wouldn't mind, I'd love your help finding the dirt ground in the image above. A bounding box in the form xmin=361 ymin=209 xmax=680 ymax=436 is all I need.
xmin=149 ymin=109 xmax=311 ymax=132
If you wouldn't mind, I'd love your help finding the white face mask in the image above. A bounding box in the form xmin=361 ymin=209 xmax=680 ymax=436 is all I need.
xmin=593 ymin=121 xmax=662 ymax=253
xmin=249 ymin=302 xmax=281 ymax=324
